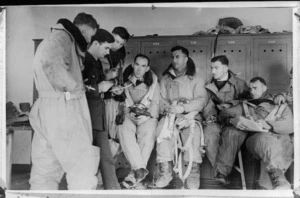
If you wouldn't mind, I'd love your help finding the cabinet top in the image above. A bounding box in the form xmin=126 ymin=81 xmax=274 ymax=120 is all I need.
xmin=33 ymin=32 xmax=292 ymax=42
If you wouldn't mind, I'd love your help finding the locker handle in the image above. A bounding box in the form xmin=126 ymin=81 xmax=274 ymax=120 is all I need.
xmin=268 ymin=40 xmax=276 ymax=44
xmin=190 ymin=41 xmax=197 ymax=45
xmin=227 ymin=41 xmax=235 ymax=44
xmin=153 ymin=42 xmax=160 ymax=46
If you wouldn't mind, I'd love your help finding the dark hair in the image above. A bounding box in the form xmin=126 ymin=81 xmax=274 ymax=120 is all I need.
xmin=134 ymin=54 xmax=150 ymax=66
xmin=112 ymin=26 xmax=130 ymax=41
xmin=211 ymin=55 xmax=229 ymax=66
xmin=73 ymin=12 xmax=99 ymax=29
xmin=250 ymin=77 xmax=267 ymax=86
xmin=91 ymin=29 xmax=114 ymax=44
xmin=171 ymin=46 xmax=189 ymax=57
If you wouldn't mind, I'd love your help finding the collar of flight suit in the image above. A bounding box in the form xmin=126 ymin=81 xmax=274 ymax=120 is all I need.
xmin=205 ymin=70 xmax=238 ymax=94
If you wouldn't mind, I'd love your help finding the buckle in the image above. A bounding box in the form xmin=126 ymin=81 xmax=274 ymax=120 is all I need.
xmin=65 ymin=92 xmax=71 ymax=100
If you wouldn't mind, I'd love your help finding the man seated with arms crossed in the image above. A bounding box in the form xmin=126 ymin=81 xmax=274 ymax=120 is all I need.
xmin=202 ymin=55 xmax=249 ymax=175
xmin=119 ymin=54 xmax=160 ymax=189
xmin=218 ymin=77 xmax=293 ymax=189
xmin=155 ymin=46 xmax=207 ymax=189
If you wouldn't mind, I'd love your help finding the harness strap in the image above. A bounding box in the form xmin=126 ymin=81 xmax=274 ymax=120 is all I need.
xmin=124 ymin=72 xmax=158 ymax=109
xmin=242 ymin=101 xmax=254 ymax=121
xmin=243 ymin=100 xmax=287 ymax=122
xmin=173 ymin=114 xmax=205 ymax=184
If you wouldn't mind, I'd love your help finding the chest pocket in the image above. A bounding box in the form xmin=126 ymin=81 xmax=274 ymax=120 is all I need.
xmin=166 ymin=80 xmax=180 ymax=102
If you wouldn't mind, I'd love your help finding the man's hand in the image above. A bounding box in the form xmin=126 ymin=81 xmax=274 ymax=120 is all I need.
xmin=230 ymin=116 xmax=249 ymax=131
xmin=136 ymin=115 xmax=150 ymax=125
xmin=274 ymin=94 xmax=286 ymax=105
xmin=166 ymin=105 xmax=184 ymax=114
xmin=98 ymin=81 xmax=114 ymax=93
xmin=129 ymin=112 xmax=139 ymax=125
xmin=110 ymin=85 xmax=124 ymax=95
xmin=256 ymin=119 xmax=272 ymax=131
xmin=205 ymin=115 xmax=217 ymax=124
xmin=217 ymin=103 xmax=232 ymax=110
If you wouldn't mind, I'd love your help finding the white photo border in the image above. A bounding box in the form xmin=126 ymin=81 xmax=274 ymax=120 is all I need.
xmin=1 ymin=2 xmax=299 ymax=197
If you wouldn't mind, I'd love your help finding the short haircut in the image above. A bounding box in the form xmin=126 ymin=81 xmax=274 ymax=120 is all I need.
xmin=211 ymin=55 xmax=229 ymax=66
xmin=250 ymin=77 xmax=267 ymax=86
xmin=73 ymin=12 xmax=99 ymax=29
xmin=91 ymin=29 xmax=115 ymax=44
xmin=112 ymin=26 xmax=130 ymax=41
xmin=134 ymin=54 xmax=150 ymax=66
xmin=171 ymin=46 xmax=189 ymax=57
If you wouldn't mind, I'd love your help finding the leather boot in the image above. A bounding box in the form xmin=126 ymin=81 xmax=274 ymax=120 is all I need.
xmin=155 ymin=161 xmax=173 ymax=188
xmin=268 ymin=168 xmax=291 ymax=190
xmin=186 ymin=162 xmax=201 ymax=189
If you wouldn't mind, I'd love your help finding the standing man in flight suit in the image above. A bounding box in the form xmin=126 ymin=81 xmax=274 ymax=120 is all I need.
xmin=29 ymin=13 xmax=100 ymax=190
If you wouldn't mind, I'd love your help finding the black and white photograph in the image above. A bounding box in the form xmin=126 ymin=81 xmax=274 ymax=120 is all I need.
xmin=0 ymin=2 xmax=300 ymax=198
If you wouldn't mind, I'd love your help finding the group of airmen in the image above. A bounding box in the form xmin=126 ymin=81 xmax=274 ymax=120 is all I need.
xmin=29 ymin=12 xmax=294 ymax=191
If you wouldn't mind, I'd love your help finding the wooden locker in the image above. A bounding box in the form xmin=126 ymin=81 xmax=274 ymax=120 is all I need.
xmin=140 ymin=38 xmax=176 ymax=81
xmin=252 ymin=34 xmax=292 ymax=93
xmin=32 ymin=39 xmax=43 ymax=104
xmin=177 ymin=36 xmax=213 ymax=81
xmin=123 ymin=39 xmax=140 ymax=68
xmin=215 ymin=35 xmax=252 ymax=82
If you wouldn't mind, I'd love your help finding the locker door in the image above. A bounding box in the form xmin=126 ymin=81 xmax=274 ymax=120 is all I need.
xmin=177 ymin=37 xmax=213 ymax=81
xmin=141 ymin=39 xmax=176 ymax=81
xmin=253 ymin=34 xmax=292 ymax=93
xmin=124 ymin=39 xmax=140 ymax=68
xmin=215 ymin=36 xmax=252 ymax=82
xmin=33 ymin=39 xmax=43 ymax=104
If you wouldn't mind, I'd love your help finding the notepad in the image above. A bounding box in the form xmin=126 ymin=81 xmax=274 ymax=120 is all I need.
xmin=239 ymin=117 xmax=269 ymax=133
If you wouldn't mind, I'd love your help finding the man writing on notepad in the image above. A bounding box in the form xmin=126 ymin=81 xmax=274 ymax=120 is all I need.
xmin=217 ymin=77 xmax=293 ymax=189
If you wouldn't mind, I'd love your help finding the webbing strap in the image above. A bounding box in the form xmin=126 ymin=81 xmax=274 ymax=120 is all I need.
xmin=242 ymin=101 xmax=254 ymax=121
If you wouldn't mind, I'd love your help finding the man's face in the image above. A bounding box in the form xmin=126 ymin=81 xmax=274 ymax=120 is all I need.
xmin=133 ymin=57 xmax=149 ymax=79
xmin=211 ymin=61 xmax=228 ymax=80
xmin=111 ymin=34 xmax=126 ymax=51
xmin=77 ymin=24 xmax=97 ymax=44
xmin=96 ymin=41 xmax=111 ymax=59
xmin=249 ymin=81 xmax=267 ymax=99
xmin=172 ymin=50 xmax=188 ymax=71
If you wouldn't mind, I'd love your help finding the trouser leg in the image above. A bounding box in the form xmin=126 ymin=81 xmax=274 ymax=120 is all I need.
xmin=104 ymin=99 xmax=119 ymax=138
xmin=156 ymin=117 xmax=174 ymax=163
xmin=136 ymin=118 xmax=157 ymax=165
xmin=216 ymin=126 xmax=248 ymax=176
xmin=203 ymin=123 xmax=221 ymax=167
xmin=181 ymin=123 xmax=203 ymax=163
xmin=30 ymin=131 xmax=64 ymax=190
xmin=94 ymin=130 xmax=121 ymax=189
xmin=246 ymin=133 xmax=293 ymax=171
xmin=119 ymin=117 xmax=146 ymax=170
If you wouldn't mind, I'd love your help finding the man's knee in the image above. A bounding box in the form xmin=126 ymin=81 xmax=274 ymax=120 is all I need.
xmin=222 ymin=127 xmax=245 ymax=140
xmin=204 ymin=124 xmax=221 ymax=143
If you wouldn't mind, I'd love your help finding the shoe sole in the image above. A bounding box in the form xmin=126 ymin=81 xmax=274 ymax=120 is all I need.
xmin=215 ymin=178 xmax=231 ymax=185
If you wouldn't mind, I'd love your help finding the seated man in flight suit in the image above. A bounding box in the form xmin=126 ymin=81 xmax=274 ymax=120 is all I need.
xmin=218 ymin=77 xmax=293 ymax=189
xmin=118 ymin=54 xmax=160 ymax=189
xmin=155 ymin=46 xmax=207 ymax=189
xmin=202 ymin=55 xmax=249 ymax=177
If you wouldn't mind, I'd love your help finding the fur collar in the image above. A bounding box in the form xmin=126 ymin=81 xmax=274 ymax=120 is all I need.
xmin=162 ymin=57 xmax=196 ymax=79
xmin=57 ymin=18 xmax=88 ymax=52
xmin=123 ymin=65 xmax=153 ymax=87
xmin=247 ymin=92 xmax=275 ymax=106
